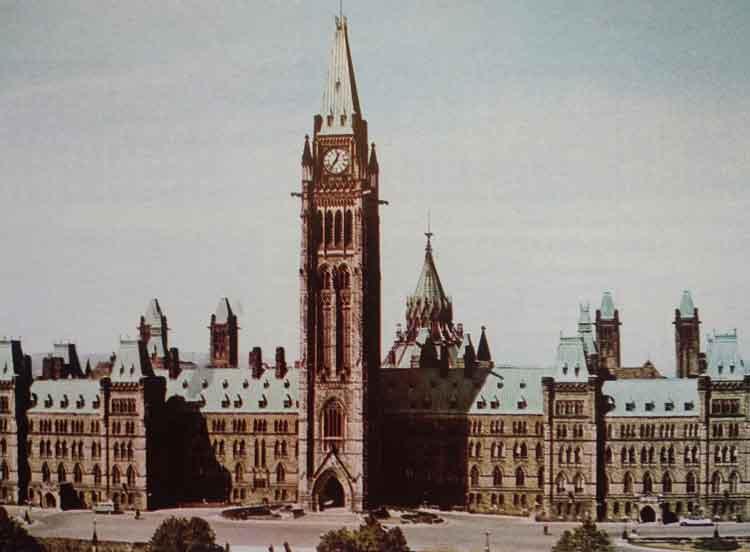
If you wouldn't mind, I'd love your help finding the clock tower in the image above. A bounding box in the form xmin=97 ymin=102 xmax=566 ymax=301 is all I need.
xmin=297 ymin=16 xmax=381 ymax=512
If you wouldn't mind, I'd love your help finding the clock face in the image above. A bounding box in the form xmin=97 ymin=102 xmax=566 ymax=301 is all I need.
xmin=323 ymin=148 xmax=350 ymax=174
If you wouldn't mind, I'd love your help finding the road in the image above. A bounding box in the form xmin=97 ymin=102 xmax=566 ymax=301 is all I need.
xmin=8 ymin=505 xmax=749 ymax=551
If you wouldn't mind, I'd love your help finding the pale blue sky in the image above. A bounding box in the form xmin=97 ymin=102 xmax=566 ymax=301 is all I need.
xmin=2 ymin=1 xmax=749 ymax=374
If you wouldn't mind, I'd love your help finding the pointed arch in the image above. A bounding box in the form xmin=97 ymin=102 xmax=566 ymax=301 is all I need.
xmin=535 ymin=442 xmax=543 ymax=460
xmin=93 ymin=464 xmax=102 ymax=485
xmin=555 ymin=472 xmax=567 ymax=494
xmin=112 ymin=465 xmax=121 ymax=485
xmin=662 ymin=472 xmax=672 ymax=493
xmin=324 ymin=211 xmax=333 ymax=246
xmin=730 ymin=471 xmax=739 ymax=493
xmin=42 ymin=462 xmax=50 ymax=483
xmin=493 ymin=466 xmax=502 ymax=486
xmin=711 ymin=471 xmax=722 ymax=494
xmin=322 ymin=399 xmax=345 ymax=452
xmin=643 ymin=472 xmax=653 ymax=495
xmin=537 ymin=467 xmax=544 ymax=488
xmin=515 ymin=467 xmax=525 ymax=487
xmin=276 ymin=463 xmax=286 ymax=483
xmin=126 ymin=465 xmax=136 ymax=487
xmin=235 ymin=463 xmax=243 ymax=483
xmin=573 ymin=473 xmax=584 ymax=493
xmin=73 ymin=463 xmax=83 ymax=484
xmin=470 ymin=465 xmax=480 ymax=487
xmin=344 ymin=210 xmax=353 ymax=247
xmin=0 ymin=461 xmax=7 ymax=481
xmin=623 ymin=472 xmax=634 ymax=494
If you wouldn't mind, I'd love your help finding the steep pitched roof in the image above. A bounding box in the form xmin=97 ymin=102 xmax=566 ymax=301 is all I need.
xmin=319 ymin=16 xmax=361 ymax=135
xmin=214 ymin=297 xmax=234 ymax=324
xmin=554 ymin=336 xmax=589 ymax=382
xmin=413 ymin=236 xmax=448 ymax=306
xmin=679 ymin=290 xmax=696 ymax=318
xmin=603 ymin=378 xmax=699 ymax=418
xmin=600 ymin=292 xmax=616 ymax=320
xmin=578 ymin=304 xmax=596 ymax=355
xmin=144 ymin=298 xmax=164 ymax=327
xmin=0 ymin=339 xmax=18 ymax=382
xmin=28 ymin=379 xmax=102 ymax=415
xmin=706 ymin=330 xmax=746 ymax=380
xmin=477 ymin=327 xmax=491 ymax=362
xmin=110 ymin=338 xmax=153 ymax=383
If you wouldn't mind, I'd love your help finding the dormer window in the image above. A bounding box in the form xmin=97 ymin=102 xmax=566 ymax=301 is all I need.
xmin=340 ymin=114 xmax=347 ymax=126
xmin=76 ymin=394 xmax=85 ymax=409
xmin=259 ymin=394 xmax=268 ymax=408
xmin=574 ymin=365 xmax=580 ymax=376
xmin=234 ymin=394 xmax=242 ymax=408
xmin=476 ymin=397 xmax=486 ymax=410
xmin=684 ymin=401 xmax=694 ymax=411
xmin=182 ymin=380 xmax=188 ymax=389
xmin=326 ymin=114 xmax=334 ymax=126
xmin=222 ymin=380 xmax=228 ymax=389
xmin=284 ymin=379 xmax=290 ymax=389
xmin=202 ymin=379 xmax=208 ymax=389
xmin=517 ymin=398 xmax=527 ymax=410
xmin=263 ymin=380 xmax=270 ymax=389
xmin=645 ymin=401 xmax=655 ymax=412
xmin=30 ymin=393 xmax=38 ymax=407
xmin=491 ymin=396 xmax=500 ymax=409
xmin=718 ymin=364 xmax=724 ymax=375
xmin=284 ymin=394 xmax=293 ymax=408
xmin=243 ymin=379 xmax=249 ymax=389
xmin=730 ymin=364 xmax=735 ymax=374
xmin=221 ymin=394 xmax=230 ymax=408
xmin=520 ymin=380 xmax=526 ymax=389
xmin=625 ymin=401 xmax=635 ymax=412
xmin=665 ymin=401 xmax=674 ymax=412
xmin=562 ymin=363 xmax=568 ymax=375
xmin=93 ymin=395 xmax=100 ymax=409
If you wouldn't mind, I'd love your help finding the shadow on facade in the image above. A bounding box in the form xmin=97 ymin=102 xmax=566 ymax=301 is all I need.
xmin=160 ymin=396 xmax=230 ymax=506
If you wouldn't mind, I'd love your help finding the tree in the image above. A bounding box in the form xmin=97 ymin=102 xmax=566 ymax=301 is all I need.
xmin=150 ymin=516 xmax=217 ymax=552
xmin=552 ymin=519 xmax=613 ymax=552
xmin=317 ymin=516 xmax=410 ymax=552
xmin=0 ymin=507 xmax=43 ymax=552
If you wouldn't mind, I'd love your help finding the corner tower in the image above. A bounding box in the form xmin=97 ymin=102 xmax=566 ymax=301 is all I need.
xmin=595 ymin=292 xmax=620 ymax=374
xmin=675 ymin=290 xmax=701 ymax=378
xmin=297 ymin=17 xmax=381 ymax=512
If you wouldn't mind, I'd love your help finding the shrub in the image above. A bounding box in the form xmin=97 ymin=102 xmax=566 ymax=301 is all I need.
xmin=149 ymin=516 xmax=216 ymax=552
xmin=552 ymin=519 xmax=613 ymax=552
xmin=317 ymin=516 xmax=410 ymax=552
xmin=0 ymin=506 xmax=43 ymax=552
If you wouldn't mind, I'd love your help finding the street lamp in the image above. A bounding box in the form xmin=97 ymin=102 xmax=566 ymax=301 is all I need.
xmin=484 ymin=531 xmax=490 ymax=552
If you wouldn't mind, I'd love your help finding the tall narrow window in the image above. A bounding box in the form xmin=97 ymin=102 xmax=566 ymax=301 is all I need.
xmin=322 ymin=401 xmax=344 ymax=452
xmin=344 ymin=210 xmax=353 ymax=247
xmin=470 ymin=466 xmax=480 ymax=487
xmin=276 ymin=463 xmax=286 ymax=483
xmin=325 ymin=211 xmax=333 ymax=246
xmin=334 ymin=211 xmax=343 ymax=246
xmin=127 ymin=465 xmax=136 ymax=487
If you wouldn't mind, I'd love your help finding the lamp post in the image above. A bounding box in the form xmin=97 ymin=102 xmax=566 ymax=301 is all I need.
xmin=484 ymin=531 xmax=490 ymax=552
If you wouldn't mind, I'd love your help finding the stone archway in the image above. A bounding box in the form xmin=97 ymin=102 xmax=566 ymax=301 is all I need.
xmin=44 ymin=492 xmax=57 ymax=509
xmin=312 ymin=469 xmax=351 ymax=511
xmin=640 ymin=505 xmax=656 ymax=523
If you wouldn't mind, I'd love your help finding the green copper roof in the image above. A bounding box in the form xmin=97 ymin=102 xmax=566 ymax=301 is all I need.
xmin=679 ymin=290 xmax=696 ymax=318
xmin=706 ymin=330 xmax=746 ymax=380
xmin=603 ymin=378 xmax=699 ymax=418
xmin=412 ymin=236 xmax=448 ymax=306
xmin=600 ymin=292 xmax=616 ymax=320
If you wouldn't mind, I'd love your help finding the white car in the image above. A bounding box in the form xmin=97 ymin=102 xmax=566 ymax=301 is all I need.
xmin=679 ymin=516 xmax=713 ymax=526
xmin=92 ymin=501 xmax=115 ymax=514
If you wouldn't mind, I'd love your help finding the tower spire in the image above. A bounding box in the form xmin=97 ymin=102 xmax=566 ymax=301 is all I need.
xmin=320 ymin=14 xmax=361 ymax=135
xmin=425 ymin=211 xmax=433 ymax=252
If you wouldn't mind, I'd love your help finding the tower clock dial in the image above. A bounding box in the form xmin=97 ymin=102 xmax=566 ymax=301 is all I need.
xmin=323 ymin=148 xmax=350 ymax=174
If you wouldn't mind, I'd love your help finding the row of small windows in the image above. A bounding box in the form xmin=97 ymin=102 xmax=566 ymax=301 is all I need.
xmin=468 ymin=493 xmax=544 ymax=509
xmin=111 ymin=398 xmax=137 ymax=415
xmin=614 ymin=471 xmax=740 ymax=495
xmin=556 ymin=424 xmax=584 ymax=439
xmin=469 ymin=441 xmax=544 ymax=461
xmin=712 ymin=399 xmax=741 ymax=415
xmin=470 ymin=465 xmax=544 ymax=489
xmin=38 ymin=462 xmax=136 ymax=487
xmin=713 ymin=423 xmax=740 ymax=438
xmin=32 ymin=393 xmax=100 ymax=410
xmin=31 ymin=419 xmax=102 ymax=435
xmin=233 ymin=463 xmax=287 ymax=484
xmin=555 ymin=400 xmax=583 ymax=416
xmin=208 ymin=418 xmax=295 ymax=434
xmin=32 ymin=440 xmax=95 ymax=460
xmin=315 ymin=210 xmax=354 ymax=249
xmin=474 ymin=420 xmax=542 ymax=435
xmin=558 ymin=447 xmax=583 ymax=465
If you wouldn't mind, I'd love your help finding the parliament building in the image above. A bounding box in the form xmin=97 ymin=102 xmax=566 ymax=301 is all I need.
xmin=1 ymin=17 xmax=749 ymax=524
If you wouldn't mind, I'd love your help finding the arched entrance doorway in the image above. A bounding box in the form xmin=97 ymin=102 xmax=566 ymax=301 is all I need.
xmin=44 ymin=493 xmax=56 ymax=508
xmin=319 ymin=477 xmax=345 ymax=510
xmin=640 ymin=505 xmax=656 ymax=523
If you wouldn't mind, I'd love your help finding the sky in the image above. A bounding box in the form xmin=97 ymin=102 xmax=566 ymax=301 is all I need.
xmin=1 ymin=1 xmax=749 ymax=375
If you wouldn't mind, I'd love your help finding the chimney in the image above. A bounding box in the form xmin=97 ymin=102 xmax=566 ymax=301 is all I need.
xmin=168 ymin=347 xmax=181 ymax=379
xmin=275 ymin=347 xmax=287 ymax=379
xmin=250 ymin=347 xmax=263 ymax=379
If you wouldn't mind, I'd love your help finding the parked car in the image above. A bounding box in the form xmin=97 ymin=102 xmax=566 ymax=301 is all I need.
xmin=679 ymin=516 xmax=713 ymax=526
xmin=92 ymin=501 xmax=115 ymax=514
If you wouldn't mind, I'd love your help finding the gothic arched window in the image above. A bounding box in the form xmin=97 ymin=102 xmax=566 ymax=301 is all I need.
xmin=334 ymin=211 xmax=343 ymax=246
xmin=470 ymin=465 xmax=480 ymax=487
xmin=515 ymin=467 xmax=525 ymax=487
xmin=537 ymin=467 xmax=544 ymax=488
xmin=344 ymin=210 xmax=353 ymax=246
xmin=93 ymin=464 xmax=101 ymax=485
xmin=325 ymin=211 xmax=333 ymax=246
xmin=624 ymin=472 xmax=634 ymax=494
xmin=73 ymin=463 xmax=82 ymax=484
xmin=686 ymin=472 xmax=696 ymax=494
xmin=643 ymin=472 xmax=653 ymax=495
xmin=235 ymin=463 xmax=243 ymax=483
xmin=730 ymin=472 xmax=739 ymax=493
xmin=57 ymin=463 xmax=66 ymax=483
xmin=42 ymin=463 xmax=50 ymax=483
xmin=112 ymin=466 xmax=120 ymax=485
xmin=662 ymin=472 xmax=672 ymax=493
xmin=127 ymin=465 xmax=136 ymax=487
xmin=493 ymin=466 xmax=502 ymax=486
xmin=322 ymin=401 xmax=344 ymax=451
xmin=711 ymin=471 xmax=722 ymax=494
xmin=276 ymin=463 xmax=286 ymax=483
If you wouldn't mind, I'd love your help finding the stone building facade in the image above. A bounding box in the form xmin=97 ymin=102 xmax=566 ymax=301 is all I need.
xmin=2 ymin=16 xmax=750 ymax=524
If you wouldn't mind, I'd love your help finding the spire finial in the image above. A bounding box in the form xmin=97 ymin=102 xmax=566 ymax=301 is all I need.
xmin=425 ymin=210 xmax=433 ymax=252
